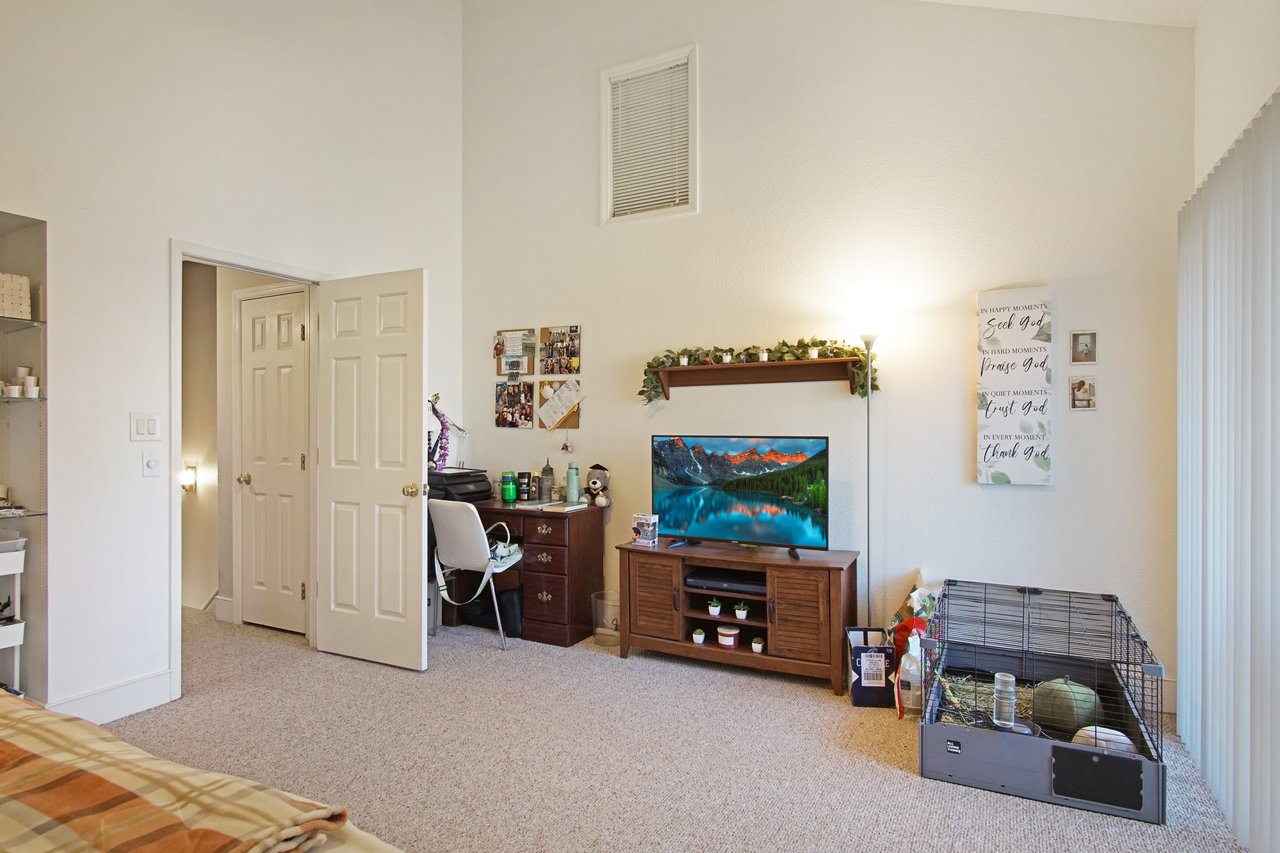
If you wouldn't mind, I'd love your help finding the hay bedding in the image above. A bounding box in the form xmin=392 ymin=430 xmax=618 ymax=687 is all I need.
xmin=936 ymin=673 xmax=1036 ymax=728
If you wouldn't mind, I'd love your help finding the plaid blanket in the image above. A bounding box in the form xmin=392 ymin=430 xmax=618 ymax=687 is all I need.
xmin=0 ymin=692 xmax=347 ymax=852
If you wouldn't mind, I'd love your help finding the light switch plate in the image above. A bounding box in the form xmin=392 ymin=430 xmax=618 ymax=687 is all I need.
xmin=130 ymin=412 xmax=161 ymax=442
xmin=142 ymin=450 xmax=161 ymax=477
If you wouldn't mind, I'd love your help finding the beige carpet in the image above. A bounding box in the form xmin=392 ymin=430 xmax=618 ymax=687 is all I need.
xmin=108 ymin=609 xmax=1239 ymax=852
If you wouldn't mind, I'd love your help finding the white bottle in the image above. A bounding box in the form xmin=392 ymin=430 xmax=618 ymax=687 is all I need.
xmin=899 ymin=633 xmax=923 ymax=716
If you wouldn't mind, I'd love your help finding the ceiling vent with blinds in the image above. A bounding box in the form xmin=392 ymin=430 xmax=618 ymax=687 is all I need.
xmin=601 ymin=46 xmax=698 ymax=223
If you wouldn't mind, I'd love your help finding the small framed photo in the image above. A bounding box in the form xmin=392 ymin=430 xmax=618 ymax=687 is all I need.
xmin=1070 ymin=376 xmax=1097 ymax=410
xmin=1070 ymin=330 xmax=1097 ymax=364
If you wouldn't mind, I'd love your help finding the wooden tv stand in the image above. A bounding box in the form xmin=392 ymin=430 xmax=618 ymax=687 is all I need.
xmin=616 ymin=540 xmax=859 ymax=694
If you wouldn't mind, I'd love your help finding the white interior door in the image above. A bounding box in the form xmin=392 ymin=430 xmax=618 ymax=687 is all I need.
xmin=237 ymin=291 xmax=309 ymax=632
xmin=314 ymin=269 xmax=428 ymax=670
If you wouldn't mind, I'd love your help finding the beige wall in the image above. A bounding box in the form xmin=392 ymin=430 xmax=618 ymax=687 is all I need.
xmin=1195 ymin=0 xmax=1280 ymax=181
xmin=181 ymin=262 xmax=218 ymax=609
xmin=462 ymin=0 xmax=1193 ymax=679
xmin=0 ymin=0 xmax=463 ymax=719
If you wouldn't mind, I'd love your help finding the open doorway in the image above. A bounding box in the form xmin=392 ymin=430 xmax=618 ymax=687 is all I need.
xmin=179 ymin=262 xmax=312 ymax=634
xmin=169 ymin=242 xmax=433 ymax=702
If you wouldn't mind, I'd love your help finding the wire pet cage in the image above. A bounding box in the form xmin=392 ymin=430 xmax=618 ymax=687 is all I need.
xmin=919 ymin=579 xmax=1166 ymax=823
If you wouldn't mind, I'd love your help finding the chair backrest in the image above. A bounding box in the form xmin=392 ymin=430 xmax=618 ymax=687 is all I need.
xmin=428 ymin=499 xmax=492 ymax=572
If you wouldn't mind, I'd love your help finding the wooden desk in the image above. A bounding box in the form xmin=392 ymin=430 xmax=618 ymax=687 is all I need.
xmin=616 ymin=540 xmax=859 ymax=694
xmin=475 ymin=500 xmax=604 ymax=647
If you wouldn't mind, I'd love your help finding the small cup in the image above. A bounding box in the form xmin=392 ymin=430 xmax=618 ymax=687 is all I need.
xmin=4 ymin=386 xmax=20 ymax=398
xmin=14 ymin=366 xmax=31 ymax=379
xmin=24 ymin=386 xmax=39 ymax=399
xmin=22 ymin=376 xmax=36 ymax=392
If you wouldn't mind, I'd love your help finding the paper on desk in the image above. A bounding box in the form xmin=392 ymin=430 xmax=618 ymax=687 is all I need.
xmin=538 ymin=378 xmax=583 ymax=430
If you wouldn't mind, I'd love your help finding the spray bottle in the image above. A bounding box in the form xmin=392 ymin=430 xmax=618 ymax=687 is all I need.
xmin=898 ymin=632 xmax=923 ymax=718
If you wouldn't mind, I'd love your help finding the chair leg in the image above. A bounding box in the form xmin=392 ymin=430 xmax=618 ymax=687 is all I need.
xmin=427 ymin=577 xmax=438 ymax=637
xmin=488 ymin=578 xmax=507 ymax=650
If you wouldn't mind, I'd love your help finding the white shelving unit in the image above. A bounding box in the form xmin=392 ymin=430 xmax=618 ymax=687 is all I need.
xmin=0 ymin=543 xmax=24 ymax=691
xmin=0 ymin=210 xmax=47 ymax=700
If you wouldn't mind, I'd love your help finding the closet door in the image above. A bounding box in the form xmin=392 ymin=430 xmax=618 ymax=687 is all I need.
xmin=237 ymin=290 xmax=309 ymax=633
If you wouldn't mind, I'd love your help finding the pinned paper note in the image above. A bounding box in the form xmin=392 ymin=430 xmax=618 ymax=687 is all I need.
xmin=538 ymin=379 xmax=583 ymax=430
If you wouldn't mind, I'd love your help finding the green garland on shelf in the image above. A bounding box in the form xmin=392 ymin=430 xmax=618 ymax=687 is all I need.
xmin=638 ymin=337 xmax=879 ymax=404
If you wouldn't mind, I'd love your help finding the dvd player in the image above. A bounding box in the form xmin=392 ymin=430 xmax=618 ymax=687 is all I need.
xmin=684 ymin=567 xmax=766 ymax=596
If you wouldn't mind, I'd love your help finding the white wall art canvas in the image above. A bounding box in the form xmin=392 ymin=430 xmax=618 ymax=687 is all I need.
xmin=977 ymin=287 xmax=1053 ymax=485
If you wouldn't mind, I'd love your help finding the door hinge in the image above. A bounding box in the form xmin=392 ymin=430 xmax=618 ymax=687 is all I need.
xmin=301 ymin=452 xmax=306 ymax=471
xmin=300 ymin=323 xmax=306 ymax=341
xmin=301 ymin=582 xmax=307 ymax=601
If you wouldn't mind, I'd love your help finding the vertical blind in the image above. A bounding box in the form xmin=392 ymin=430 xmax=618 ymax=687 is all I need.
xmin=609 ymin=59 xmax=690 ymax=218
xmin=1178 ymin=88 xmax=1279 ymax=852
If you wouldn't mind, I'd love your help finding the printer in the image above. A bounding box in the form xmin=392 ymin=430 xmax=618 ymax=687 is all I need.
xmin=427 ymin=467 xmax=492 ymax=503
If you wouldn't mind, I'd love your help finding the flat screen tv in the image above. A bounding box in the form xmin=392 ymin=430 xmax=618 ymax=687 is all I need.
xmin=651 ymin=435 xmax=830 ymax=552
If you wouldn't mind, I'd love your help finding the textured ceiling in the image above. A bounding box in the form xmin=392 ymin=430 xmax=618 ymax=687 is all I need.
xmin=918 ymin=0 xmax=1205 ymax=28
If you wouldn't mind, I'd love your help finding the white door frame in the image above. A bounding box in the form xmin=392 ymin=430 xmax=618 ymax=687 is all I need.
xmin=168 ymin=240 xmax=328 ymax=702
xmin=229 ymin=283 xmax=313 ymax=632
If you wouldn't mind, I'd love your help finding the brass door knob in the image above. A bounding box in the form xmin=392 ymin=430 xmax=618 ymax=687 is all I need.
xmin=402 ymin=482 xmax=421 ymax=498
xmin=236 ymin=473 xmax=252 ymax=485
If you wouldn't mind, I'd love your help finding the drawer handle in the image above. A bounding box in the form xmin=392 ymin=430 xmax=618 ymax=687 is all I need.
xmin=672 ymin=587 xmax=679 ymax=611
xmin=537 ymin=590 xmax=553 ymax=603
xmin=537 ymin=523 xmax=552 ymax=535
xmin=537 ymin=552 xmax=552 ymax=564
xmin=768 ymin=597 xmax=776 ymax=624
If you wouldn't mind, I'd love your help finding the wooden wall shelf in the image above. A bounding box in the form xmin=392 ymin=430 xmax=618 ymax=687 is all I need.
xmin=657 ymin=357 xmax=862 ymax=400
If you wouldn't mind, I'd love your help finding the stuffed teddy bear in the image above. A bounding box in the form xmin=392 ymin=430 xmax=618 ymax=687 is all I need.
xmin=579 ymin=463 xmax=611 ymax=507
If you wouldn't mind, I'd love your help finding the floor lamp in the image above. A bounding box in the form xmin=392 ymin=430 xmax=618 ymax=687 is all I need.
xmin=860 ymin=333 xmax=877 ymax=627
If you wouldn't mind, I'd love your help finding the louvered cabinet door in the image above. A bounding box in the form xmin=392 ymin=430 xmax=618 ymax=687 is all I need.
xmin=769 ymin=566 xmax=830 ymax=663
xmin=629 ymin=554 xmax=682 ymax=640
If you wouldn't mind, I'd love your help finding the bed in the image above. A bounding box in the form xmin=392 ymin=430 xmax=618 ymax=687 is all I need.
xmin=0 ymin=690 xmax=400 ymax=851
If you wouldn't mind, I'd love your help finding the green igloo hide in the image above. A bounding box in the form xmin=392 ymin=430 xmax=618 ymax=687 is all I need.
xmin=1032 ymin=676 xmax=1099 ymax=733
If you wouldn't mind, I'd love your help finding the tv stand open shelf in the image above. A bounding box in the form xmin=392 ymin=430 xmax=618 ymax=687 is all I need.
xmin=616 ymin=540 xmax=859 ymax=694
xmin=656 ymin=357 xmax=864 ymax=400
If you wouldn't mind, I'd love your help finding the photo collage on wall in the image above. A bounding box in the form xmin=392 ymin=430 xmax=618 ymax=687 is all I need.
xmin=1068 ymin=329 xmax=1097 ymax=411
xmin=494 ymin=325 xmax=583 ymax=429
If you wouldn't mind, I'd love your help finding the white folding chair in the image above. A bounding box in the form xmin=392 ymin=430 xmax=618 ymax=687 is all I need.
xmin=428 ymin=499 xmax=522 ymax=649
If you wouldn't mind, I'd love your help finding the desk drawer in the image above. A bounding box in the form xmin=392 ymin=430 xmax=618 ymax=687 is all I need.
xmin=524 ymin=516 xmax=567 ymax=546
xmin=523 ymin=571 xmax=568 ymax=624
xmin=479 ymin=512 xmax=522 ymax=538
xmin=522 ymin=544 xmax=567 ymax=575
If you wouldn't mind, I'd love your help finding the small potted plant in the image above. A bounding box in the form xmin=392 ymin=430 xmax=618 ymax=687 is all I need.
xmin=713 ymin=345 xmax=735 ymax=364
xmin=734 ymin=602 xmax=749 ymax=620
xmin=707 ymin=597 xmax=722 ymax=616
xmin=692 ymin=627 xmax=706 ymax=645
xmin=751 ymin=636 xmax=765 ymax=654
